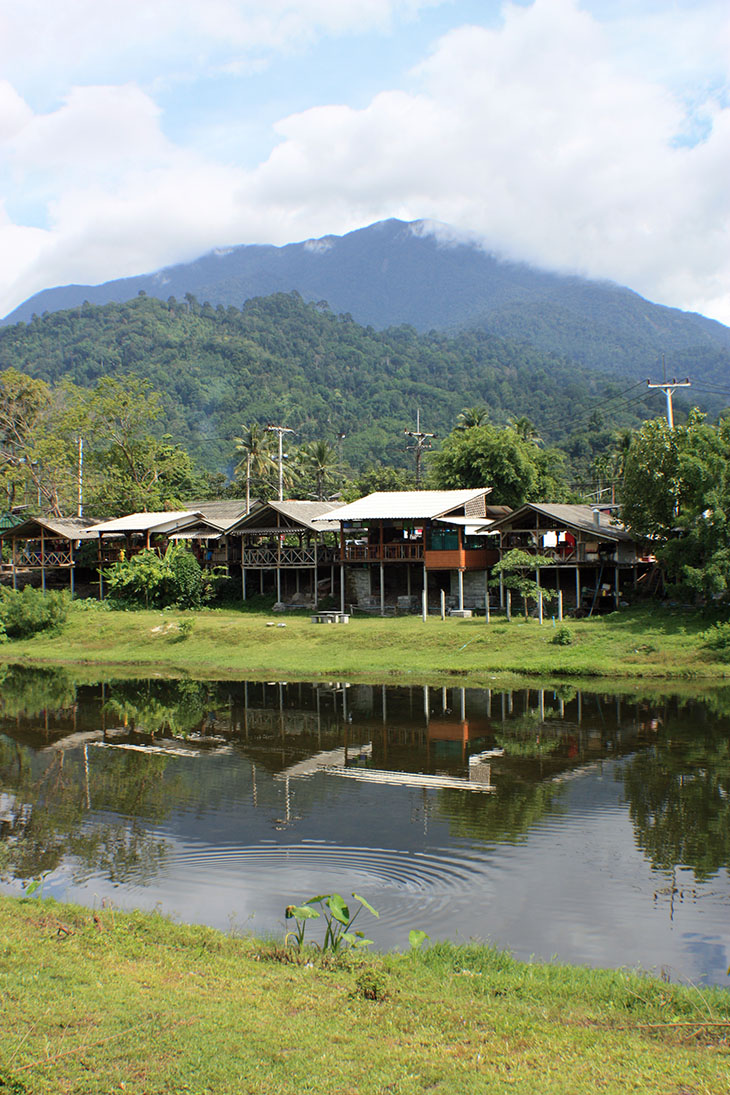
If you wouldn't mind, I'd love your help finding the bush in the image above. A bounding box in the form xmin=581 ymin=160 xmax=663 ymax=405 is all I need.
xmin=0 ymin=587 xmax=70 ymax=639
xmin=550 ymin=625 xmax=573 ymax=646
xmin=105 ymin=543 xmax=220 ymax=609
xmin=702 ymin=620 xmax=730 ymax=662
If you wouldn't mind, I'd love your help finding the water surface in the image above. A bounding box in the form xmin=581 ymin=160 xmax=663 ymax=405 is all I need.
xmin=1 ymin=667 xmax=728 ymax=986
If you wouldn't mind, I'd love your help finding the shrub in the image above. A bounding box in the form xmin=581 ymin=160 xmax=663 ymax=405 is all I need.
xmin=550 ymin=625 xmax=573 ymax=646
xmin=702 ymin=620 xmax=730 ymax=662
xmin=0 ymin=587 xmax=70 ymax=639
xmin=105 ymin=543 xmax=221 ymax=609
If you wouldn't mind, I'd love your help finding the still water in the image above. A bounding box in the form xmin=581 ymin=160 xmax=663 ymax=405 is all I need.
xmin=1 ymin=666 xmax=729 ymax=986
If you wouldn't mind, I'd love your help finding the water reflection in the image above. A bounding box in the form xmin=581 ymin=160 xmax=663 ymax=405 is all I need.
xmin=1 ymin=667 xmax=729 ymax=984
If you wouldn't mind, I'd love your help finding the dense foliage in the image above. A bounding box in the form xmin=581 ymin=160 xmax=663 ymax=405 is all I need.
xmin=0 ymin=587 xmax=70 ymax=640
xmin=623 ymin=411 xmax=730 ymax=600
xmin=0 ymin=291 xmax=661 ymax=488
xmin=104 ymin=543 xmax=219 ymax=609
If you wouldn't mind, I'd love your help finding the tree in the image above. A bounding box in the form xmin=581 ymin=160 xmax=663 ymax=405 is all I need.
xmin=296 ymin=440 xmax=339 ymax=500
xmin=233 ymin=425 xmax=276 ymax=510
xmin=622 ymin=411 xmax=730 ymax=600
xmin=430 ymin=423 xmax=568 ymax=508
xmin=455 ymin=405 xmax=489 ymax=430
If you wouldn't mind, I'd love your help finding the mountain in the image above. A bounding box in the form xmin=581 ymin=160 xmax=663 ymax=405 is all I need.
xmin=5 ymin=219 xmax=730 ymax=387
xmin=0 ymin=291 xmax=661 ymax=478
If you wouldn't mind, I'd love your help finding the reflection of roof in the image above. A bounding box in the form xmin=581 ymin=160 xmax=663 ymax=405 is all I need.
xmin=86 ymin=511 xmax=202 ymax=534
xmin=321 ymin=489 xmax=492 ymax=522
xmin=0 ymin=515 xmax=99 ymax=541
xmin=485 ymin=503 xmax=634 ymax=542
xmin=228 ymin=499 xmax=341 ymax=534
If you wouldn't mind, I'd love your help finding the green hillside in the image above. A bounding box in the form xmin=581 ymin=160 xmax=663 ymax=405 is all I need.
xmin=0 ymin=290 xmax=670 ymax=478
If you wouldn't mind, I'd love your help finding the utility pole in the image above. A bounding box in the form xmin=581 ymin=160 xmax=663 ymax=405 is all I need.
xmin=404 ymin=410 xmax=435 ymax=487
xmin=646 ymin=377 xmax=691 ymax=429
xmin=77 ymin=437 xmax=84 ymax=517
xmin=266 ymin=425 xmax=295 ymax=501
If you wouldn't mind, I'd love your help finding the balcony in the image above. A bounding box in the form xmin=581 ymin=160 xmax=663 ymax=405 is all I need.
xmin=340 ymin=542 xmax=424 ymax=563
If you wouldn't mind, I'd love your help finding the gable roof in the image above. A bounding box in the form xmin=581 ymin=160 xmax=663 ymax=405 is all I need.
xmin=184 ymin=499 xmax=251 ymax=526
xmin=86 ymin=511 xmax=203 ymax=535
xmin=228 ymin=499 xmax=342 ymax=534
xmin=320 ymin=489 xmax=492 ymax=523
xmin=0 ymin=515 xmax=98 ymax=541
xmin=484 ymin=503 xmax=634 ymax=542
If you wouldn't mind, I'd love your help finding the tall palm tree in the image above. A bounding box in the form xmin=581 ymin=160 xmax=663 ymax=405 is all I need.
xmin=234 ymin=424 xmax=276 ymax=512
xmin=455 ymin=405 xmax=489 ymax=430
xmin=508 ymin=415 xmax=542 ymax=445
xmin=297 ymin=440 xmax=339 ymax=500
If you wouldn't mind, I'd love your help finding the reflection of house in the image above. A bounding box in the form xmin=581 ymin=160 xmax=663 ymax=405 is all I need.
xmin=485 ymin=503 xmax=641 ymax=613
xmin=318 ymin=490 xmax=506 ymax=614
xmin=227 ymin=499 xmax=342 ymax=606
xmin=0 ymin=515 xmax=98 ymax=594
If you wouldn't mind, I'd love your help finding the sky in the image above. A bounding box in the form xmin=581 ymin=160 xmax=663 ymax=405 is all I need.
xmin=0 ymin=0 xmax=729 ymax=323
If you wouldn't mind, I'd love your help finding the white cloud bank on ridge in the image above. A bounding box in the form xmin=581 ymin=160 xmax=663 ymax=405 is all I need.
xmin=0 ymin=0 xmax=729 ymax=323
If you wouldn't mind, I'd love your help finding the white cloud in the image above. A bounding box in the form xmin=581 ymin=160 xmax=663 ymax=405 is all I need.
xmin=1 ymin=0 xmax=730 ymax=325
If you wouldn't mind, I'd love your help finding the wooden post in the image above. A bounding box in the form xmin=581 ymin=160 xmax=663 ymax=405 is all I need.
xmin=615 ymin=566 xmax=619 ymax=608
xmin=499 ymin=569 xmax=504 ymax=608
xmin=12 ymin=537 xmax=17 ymax=590
xmin=440 ymin=589 xmax=446 ymax=620
xmin=422 ymin=587 xmax=427 ymax=622
xmin=458 ymin=569 xmax=464 ymax=611
xmin=41 ymin=527 xmax=46 ymax=593
xmin=558 ymin=589 xmax=563 ymax=621
xmin=242 ymin=566 xmax=246 ymax=601
xmin=340 ymin=565 xmax=345 ymax=613
xmin=485 ymin=590 xmax=490 ymax=624
xmin=380 ymin=561 xmax=385 ymax=617
xmin=538 ymin=589 xmax=543 ymax=625
xmin=506 ymin=588 xmax=511 ymax=621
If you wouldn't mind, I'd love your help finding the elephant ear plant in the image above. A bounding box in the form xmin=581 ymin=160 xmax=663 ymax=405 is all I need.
xmin=285 ymin=892 xmax=379 ymax=954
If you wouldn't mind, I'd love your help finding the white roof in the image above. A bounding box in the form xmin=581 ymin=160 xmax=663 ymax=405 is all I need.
xmin=320 ymin=490 xmax=491 ymax=523
xmin=86 ymin=511 xmax=202 ymax=534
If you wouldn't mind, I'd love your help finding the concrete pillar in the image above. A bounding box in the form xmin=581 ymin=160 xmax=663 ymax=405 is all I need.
xmin=458 ymin=570 xmax=464 ymax=611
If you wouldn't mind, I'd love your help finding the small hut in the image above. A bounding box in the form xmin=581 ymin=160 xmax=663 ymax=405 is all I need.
xmin=0 ymin=515 xmax=98 ymax=595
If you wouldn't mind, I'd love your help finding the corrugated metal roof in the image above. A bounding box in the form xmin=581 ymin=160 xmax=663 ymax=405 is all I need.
xmin=319 ymin=489 xmax=492 ymax=523
xmin=86 ymin=511 xmax=202 ymax=534
xmin=228 ymin=499 xmax=341 ymax=534
xmin=0 ymin=516 xmax=99 ymax=540
xmin=184 ymin=499 xmax=251 ymax=525
xmin=485 ymin=503 xmax=634 ymax=542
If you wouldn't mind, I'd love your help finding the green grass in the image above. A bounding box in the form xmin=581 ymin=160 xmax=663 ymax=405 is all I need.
xmin=1 ymin=896 xmax=728 ymax=1095
xmin=1 ymin=602 xmax=728 ymax=689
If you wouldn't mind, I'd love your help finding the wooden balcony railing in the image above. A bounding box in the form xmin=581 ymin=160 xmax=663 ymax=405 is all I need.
xmin=340 ymin=543 xmax=424 ymax=563
xmin=242 ymin=545 xmax=336 ymax=568
xmin=18 ymin=549 xmax=72 ymax=567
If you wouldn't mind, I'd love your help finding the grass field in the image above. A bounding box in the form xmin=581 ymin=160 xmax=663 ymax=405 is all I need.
xmin=1 ymin=896 xmax=728 ymax=1095
xmin=1 ymin=601 xmax=728 ymax=688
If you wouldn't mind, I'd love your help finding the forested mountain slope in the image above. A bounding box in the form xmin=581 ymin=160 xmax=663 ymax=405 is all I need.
xmin=0 ymin=292 xmax=662 ymax=475
xmin=5 ymin=220 xmax=730 ymax=389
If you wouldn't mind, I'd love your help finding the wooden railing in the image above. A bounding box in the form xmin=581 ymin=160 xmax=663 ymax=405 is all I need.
xmin=19 ymin=549 xmax=72 ymax=567
xmin=340 ymin=543 xmax=424 ymax=562
xmin=242 ymin=545 xmax=336 ymax=568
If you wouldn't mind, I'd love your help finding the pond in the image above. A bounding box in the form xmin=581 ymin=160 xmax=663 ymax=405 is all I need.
xmin=0 ymin=665 xmax=729 ymax=986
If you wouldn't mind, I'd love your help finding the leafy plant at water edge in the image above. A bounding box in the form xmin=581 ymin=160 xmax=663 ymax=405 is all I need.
xmin=702 ymin=620 xmax=730 ymax=662
xmin=285 ymin=892 xmax=379 ymax=954
xmin=0 ymin=587 xmax=70 ymax=639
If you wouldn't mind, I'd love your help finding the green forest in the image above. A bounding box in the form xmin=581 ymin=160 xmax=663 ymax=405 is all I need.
xmin=0 ymin=290 xmax=674 ymax=490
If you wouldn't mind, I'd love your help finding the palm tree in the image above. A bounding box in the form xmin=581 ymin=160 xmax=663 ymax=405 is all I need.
xmin=233 ymin=424 xmax=276 ymax=512
xmin=508 ymin=415 xmax=542 ymax=445
xmin=455 ymin=405 xmax=489 ymax=430
xmin=297 ymin=440 xmax=339 ymax=500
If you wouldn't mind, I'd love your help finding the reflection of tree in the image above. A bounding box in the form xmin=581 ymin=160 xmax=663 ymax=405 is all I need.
xmin=620 ymin=731 xmax=730 ymax=881
xmin=436 ymin=777 xmax=566 ymax=845
xmin=102 ymin=679 xmax=216 ymax=736
xmin=0 ymin=741 xmax=176 ymax=885
xmin=0 ymin=665 xmax=77 ymax=719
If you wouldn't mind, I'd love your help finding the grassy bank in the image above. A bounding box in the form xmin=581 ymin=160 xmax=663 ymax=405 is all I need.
xmin=1 ymin=896 xmax=728 ymax=1095
xmin=1 ymin=601 xmax=728 ymax=687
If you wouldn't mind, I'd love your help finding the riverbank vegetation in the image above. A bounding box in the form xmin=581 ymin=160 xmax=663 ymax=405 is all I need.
xmin=1 ymin=601 xmax=728 ymax=686
xmin=1 ymin=896 xmax=728 ymax=1095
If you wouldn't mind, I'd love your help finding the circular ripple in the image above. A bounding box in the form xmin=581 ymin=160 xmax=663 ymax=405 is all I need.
xmin=167 ymin=841 xmax=486 ymax=893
